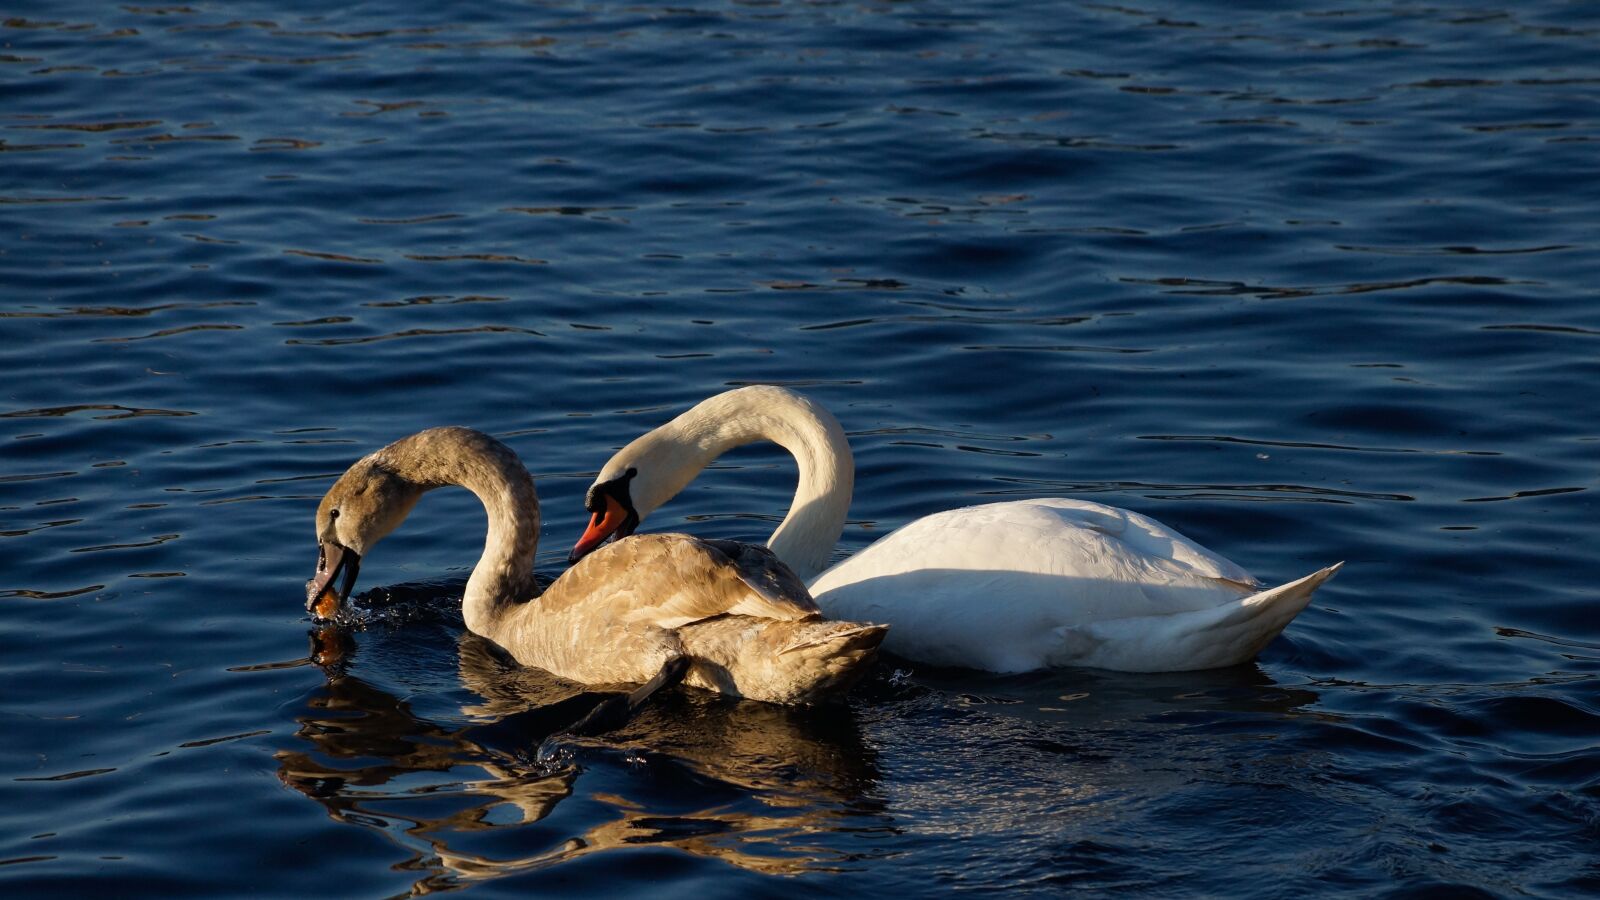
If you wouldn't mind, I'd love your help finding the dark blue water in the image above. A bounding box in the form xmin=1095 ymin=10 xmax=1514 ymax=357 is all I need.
xmin=3 ymin=0 xmax=1598 ymax=895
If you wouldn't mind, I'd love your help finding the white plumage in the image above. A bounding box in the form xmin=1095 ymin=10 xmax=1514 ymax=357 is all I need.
xmin=580 ymin=387 xmax=1342 ymax=674
xmin=808 ymin=498 xmax=1341 ymax=672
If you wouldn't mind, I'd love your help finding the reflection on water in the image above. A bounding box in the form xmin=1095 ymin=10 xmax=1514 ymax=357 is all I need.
xmin=277 ymin=632 xmax=884 ymax=891
xmin=281 ymin=612 xmax=1347 ymax=893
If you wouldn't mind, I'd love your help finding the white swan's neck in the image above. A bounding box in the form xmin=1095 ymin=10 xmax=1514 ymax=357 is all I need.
xmin=376 ymin=428 xmax=540 ymax=636
xmin=645 ymin=387 xmax=852 ymax=582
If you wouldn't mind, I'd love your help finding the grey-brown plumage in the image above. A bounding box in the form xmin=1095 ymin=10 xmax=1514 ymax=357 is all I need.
xmin=311 ymin=427 xmax=885 ymax=705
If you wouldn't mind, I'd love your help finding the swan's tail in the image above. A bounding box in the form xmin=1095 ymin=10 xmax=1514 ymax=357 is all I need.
xmin=677 ymin=616 xmax=888 ymax=704
xmin=1050 ymin=563 xmax=1343 ymax=672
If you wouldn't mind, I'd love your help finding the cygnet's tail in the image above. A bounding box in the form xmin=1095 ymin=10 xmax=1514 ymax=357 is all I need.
xmin=678 ymin=616 xmax=887 ymax=705
xmin=772 ymin=618 xmax=888 ymax=701
xmin=781 ymin=618 xmax=887 ymax=659
xmin=1050 ymin=563 xmax=1344 ymax=672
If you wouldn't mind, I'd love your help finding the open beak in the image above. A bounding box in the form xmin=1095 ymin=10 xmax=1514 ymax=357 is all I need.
xmin=570 ymin=494 xmax=634 ymax=563
xmin=305 ymin=541 xmax=361 ymax=622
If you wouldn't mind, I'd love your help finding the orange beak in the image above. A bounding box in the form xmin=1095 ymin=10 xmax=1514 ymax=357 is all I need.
xmin=305 ymin=541 xmax=360 ymax=622
xmin=571 ymin=494 xmax=628 ymax=562
xmin=311 ymin=583 xmax=343 ymax=622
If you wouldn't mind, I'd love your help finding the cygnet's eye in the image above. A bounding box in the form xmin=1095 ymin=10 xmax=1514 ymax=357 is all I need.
xmin=330 ymin=509 xmax=340 ymax=520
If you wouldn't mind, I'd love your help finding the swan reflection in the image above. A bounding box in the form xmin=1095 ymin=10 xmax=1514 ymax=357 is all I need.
xmin=277 ymin=631 xmax=884 ymax=891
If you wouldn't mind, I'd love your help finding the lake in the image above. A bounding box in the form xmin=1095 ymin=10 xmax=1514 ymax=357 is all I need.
xmin=2 ymin=1 xmax=1597 ymax=896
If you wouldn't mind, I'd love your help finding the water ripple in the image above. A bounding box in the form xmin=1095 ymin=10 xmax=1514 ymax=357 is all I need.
xmin=3 ymin=0 xmax=1597 ymax=895
xmin=283 ymin=325 xmax=547 ymax=346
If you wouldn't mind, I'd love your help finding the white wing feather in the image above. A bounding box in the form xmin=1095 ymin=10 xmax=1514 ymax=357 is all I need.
xmin=809 ymin=499 xmax=1335 ymax=672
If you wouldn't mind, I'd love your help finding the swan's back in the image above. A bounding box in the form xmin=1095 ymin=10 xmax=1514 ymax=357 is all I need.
xmin=495 ymin=533 xmax=884 ymax=703
xmin=538 ymin=532 xmax=821 ymax=627
xmin=808 ymin=499 xmax=1285 ymax=671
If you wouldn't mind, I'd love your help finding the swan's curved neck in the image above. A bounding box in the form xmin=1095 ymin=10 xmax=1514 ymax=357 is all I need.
xmin=656 ymin=388 xmax=852 ymax=582
xmin=377 ymin=428 xmax=540 ymax=636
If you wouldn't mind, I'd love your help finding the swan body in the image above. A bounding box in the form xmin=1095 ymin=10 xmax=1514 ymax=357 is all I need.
xmin=574 ymin=387 xmax=1341 ymax=673
xmin=807 ymin=498 xmax=1340 ymax=672
xmin=307 ymin=427 xmax=884 ymax=704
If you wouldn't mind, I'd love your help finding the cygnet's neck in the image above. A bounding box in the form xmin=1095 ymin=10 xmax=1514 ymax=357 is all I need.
xmin=662 ymin=386 xmax=853 ymax=582
xmin=376 ymin=427 xmax=540 ymax=636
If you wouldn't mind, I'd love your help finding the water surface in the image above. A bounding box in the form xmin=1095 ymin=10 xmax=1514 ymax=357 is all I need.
xmin=2 ymin=1 xmax=1598 ymax=896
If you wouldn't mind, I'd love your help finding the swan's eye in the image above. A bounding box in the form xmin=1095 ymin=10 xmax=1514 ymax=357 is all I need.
xmin=330 ymin=509 xmax=340 ymax=520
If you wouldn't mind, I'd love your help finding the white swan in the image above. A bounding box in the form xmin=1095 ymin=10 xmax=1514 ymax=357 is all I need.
xmin=305 ymin=426 xmax=885 ymax=704
xmin=569 ymin=386 xmax=1341 ymax=673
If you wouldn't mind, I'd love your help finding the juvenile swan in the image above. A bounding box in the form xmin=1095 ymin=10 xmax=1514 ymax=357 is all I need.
xmin=305 ymin=427 xmax=885 ymax=704
xmin=570 ymin=387 xmax=1342 ymax=673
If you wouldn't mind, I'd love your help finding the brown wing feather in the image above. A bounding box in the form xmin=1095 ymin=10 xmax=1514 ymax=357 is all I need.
xmin=699 ymin=538 xmax=821 ymax=619
xmin=536 ymin=533 xmax=820 ymax=629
